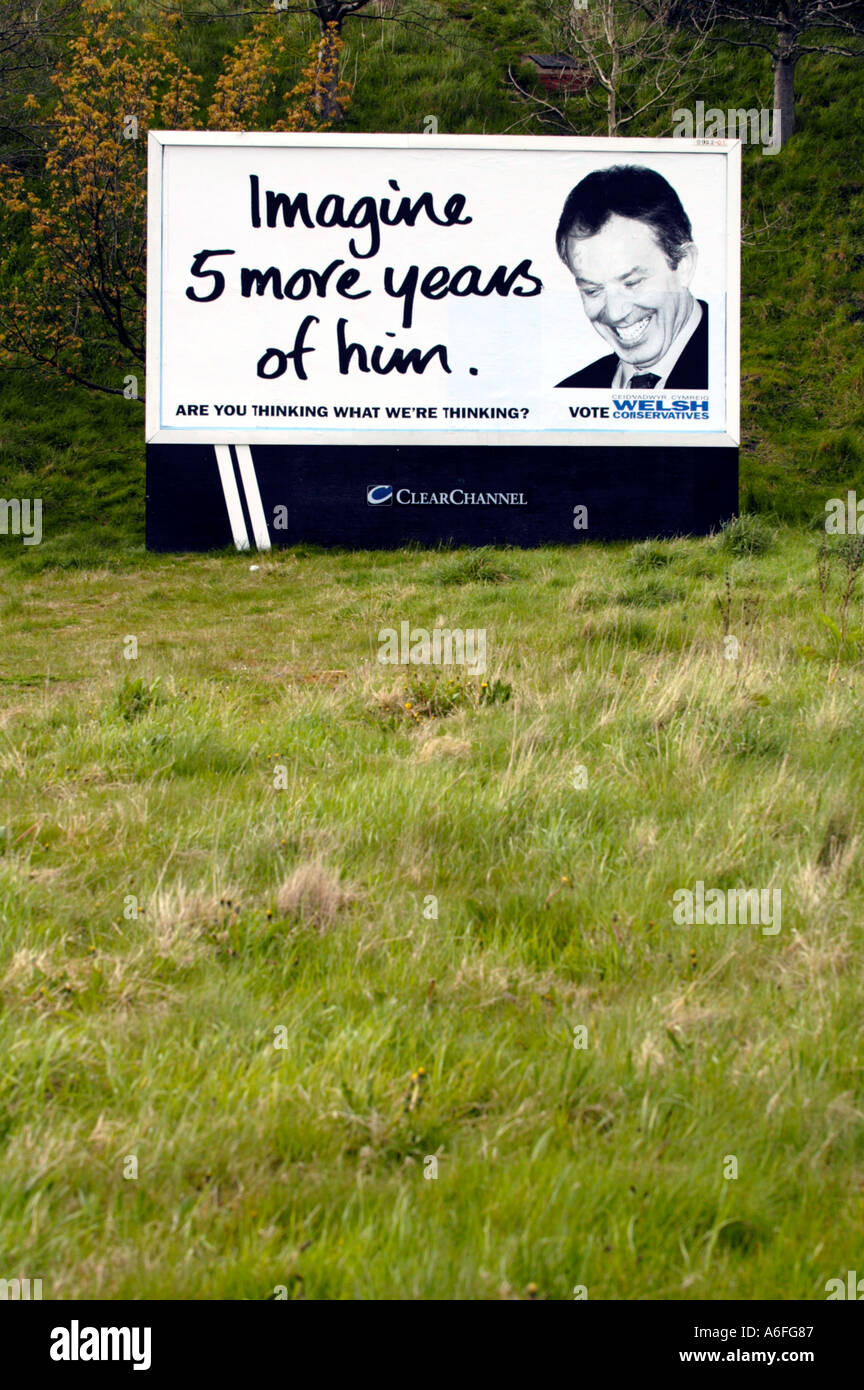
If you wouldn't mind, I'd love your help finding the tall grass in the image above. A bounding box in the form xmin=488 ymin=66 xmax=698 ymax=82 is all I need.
xmin=1 ymin=532 xmax=862 ymax=1297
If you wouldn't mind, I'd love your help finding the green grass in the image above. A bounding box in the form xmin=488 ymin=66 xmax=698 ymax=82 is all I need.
xmin=0 ymin=374 xmax=143 ymax=568
xmin=1 ymin=530 xmax=863 ymax=1298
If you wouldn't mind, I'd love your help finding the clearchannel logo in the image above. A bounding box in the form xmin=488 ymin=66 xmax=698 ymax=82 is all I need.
xmin=366 ymin=485 xmax=526 ymax=507
xmin=366 ymin=484 xmax=394 ymax=506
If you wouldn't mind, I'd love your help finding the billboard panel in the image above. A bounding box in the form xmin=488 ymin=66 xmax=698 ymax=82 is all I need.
xmin=145 ymin=132 xmax=740 ymax=548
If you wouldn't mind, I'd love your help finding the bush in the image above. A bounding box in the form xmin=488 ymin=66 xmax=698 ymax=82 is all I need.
xmin=426 ymin=548 xmax=521 ymax=586
xmin=626 ymin=541 xmax=674 ymax=572
xmin=115 ymin=674 xmax=162 ymax=721
xmin=719 ymin=514 xmax=778 ymax=557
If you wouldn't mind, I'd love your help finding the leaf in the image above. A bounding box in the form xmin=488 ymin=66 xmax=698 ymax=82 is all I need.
xmin=665 ymin=1026 xmax=689 ymax=1056
xmin=530 ymin=1128 xmax=554 ymax=1162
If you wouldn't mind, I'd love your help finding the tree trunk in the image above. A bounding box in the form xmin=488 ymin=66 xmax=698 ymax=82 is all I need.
xmin=311 ymin=4 xmax=345 ymax=123
xmin=314 ymin=1 xmax=343 ymax=31
xmin=773 ymin=40 xmax=797 ymax=148
xmin=608 ymin=22 xmax=619 ymax=137
xmin=316 ymin=50 xmax=343 ymax=123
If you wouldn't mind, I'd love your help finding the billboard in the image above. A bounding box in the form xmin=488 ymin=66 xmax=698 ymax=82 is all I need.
xmin=145 ymin=132 xmax=740 ymax=550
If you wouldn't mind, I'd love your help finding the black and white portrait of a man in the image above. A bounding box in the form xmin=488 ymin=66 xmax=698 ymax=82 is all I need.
xmin=555 ymin=164 xmax=709 ymax=391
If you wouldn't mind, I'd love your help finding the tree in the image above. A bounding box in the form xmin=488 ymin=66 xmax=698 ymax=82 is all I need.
xmin=0 ymin=0 xmax=350 ymax=399
xmin=189 ymin=0 xmax=394 ymax=34
xmin=0 ymin=0 xmax=76 ymax=166
xmin=712 ymin=1 xmax=864 ymax=149
xmin=0 ymin=2 xmax=200 ymax=397
xmin=514 ymin=0 xmax=717 ymax=137
xmin=180 ymin=2 xmax=425 ymax=123
xmin=208 ymin=15 xmax=350 ymax=126
xmin=286 ymin=2 xmax=372 ymax=118
xmin=305 ymin=0 xmax=388 ymax=32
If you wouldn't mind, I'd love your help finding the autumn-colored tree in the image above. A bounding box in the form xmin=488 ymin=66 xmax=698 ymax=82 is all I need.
xmin=279 ymin=22 xmax=351 ymax=128
xmin=0 ymin=0 xmax=351 ymax=399
xmin=0 ymin=1 xmax=200 ymax=396
xmin=186 ymin=1 xmax=405 ymax=124
xmin=209 ymin=17 xmax=349 ymax=130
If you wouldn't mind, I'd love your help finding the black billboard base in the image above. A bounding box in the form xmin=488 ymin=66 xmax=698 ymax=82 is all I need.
xmin=145 ymin=444 xmax=738 ymax=552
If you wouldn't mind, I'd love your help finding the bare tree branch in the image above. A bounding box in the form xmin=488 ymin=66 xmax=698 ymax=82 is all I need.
xmin=711 ymin=1 xmax=864 ymax=147
xmin=517 ymin=0 xmax=717 ymax=137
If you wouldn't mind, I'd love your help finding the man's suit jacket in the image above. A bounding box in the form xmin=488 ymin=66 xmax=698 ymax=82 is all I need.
xmin=555 ymin=299 xmax=709 ymax=390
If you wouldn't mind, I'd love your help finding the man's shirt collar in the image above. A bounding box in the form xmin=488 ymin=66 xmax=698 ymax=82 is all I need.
xmin=612 ymin=297 xmax=702 ymax=390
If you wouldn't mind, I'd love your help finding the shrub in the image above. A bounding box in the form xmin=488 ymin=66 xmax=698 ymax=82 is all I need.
xmin=719 ymin=514 xmax=777 ymax=557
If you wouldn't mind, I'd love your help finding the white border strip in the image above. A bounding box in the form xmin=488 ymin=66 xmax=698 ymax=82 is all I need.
xmin=149 ymin=131 xmax=741 ymax=151
xmin=234 ymin=445 xmax=271 ymax=550
xmin=151 ymin=428 xmax=737 ymax=449
xmin=214 ymin=445 xmax=250 ymax=550
xmin=145 ymin=132 xmax=163 ymax=448
xmin=726 ymin=141 xmax=741 ymax=447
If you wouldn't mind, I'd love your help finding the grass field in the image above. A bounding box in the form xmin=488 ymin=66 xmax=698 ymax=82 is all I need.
xmin=1 ymin=521 xmax=863 ymax=1299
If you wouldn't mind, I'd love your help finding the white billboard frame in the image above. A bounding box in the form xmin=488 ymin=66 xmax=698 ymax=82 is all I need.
xmin=146 ymin=131 xmax=740 ymax=449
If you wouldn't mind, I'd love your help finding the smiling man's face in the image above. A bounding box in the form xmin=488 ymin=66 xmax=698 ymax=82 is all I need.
xmin=565 ymin=213 xmax=696 ymax=367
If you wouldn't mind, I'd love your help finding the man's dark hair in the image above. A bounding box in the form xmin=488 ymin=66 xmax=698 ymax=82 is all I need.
xmin=556 ymin=164 xmax=693 ymax=269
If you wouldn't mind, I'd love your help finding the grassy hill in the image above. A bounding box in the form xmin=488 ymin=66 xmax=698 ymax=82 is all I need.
xmin=1 ymin=7 xmax=863 ymax=558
